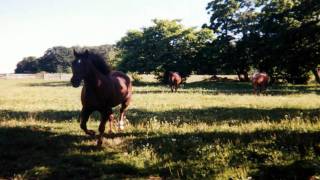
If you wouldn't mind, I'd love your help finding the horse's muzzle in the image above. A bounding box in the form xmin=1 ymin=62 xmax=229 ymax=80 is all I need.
xmin=71 ymin=77 xmax=81 ymax=87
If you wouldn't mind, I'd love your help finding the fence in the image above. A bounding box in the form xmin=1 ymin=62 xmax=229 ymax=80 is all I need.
xmin=0 ymin=73 xmax=72 ymax=80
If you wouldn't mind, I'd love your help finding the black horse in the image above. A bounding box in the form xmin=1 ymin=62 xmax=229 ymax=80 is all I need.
xmin=70 ymin=49 xmax=132 ymax=146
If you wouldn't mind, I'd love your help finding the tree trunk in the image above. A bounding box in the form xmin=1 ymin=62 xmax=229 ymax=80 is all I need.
xmin=243 ymin=71 xmax=250 ymax=82
xmin=312 ymin=68 xmax=320 ymax=84
xmin=236 ymin=72 xmax=242 ymax=81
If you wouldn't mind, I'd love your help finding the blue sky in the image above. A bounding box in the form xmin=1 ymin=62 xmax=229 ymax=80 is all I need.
xmin=0 ymin=0 xmax=210 ymax=73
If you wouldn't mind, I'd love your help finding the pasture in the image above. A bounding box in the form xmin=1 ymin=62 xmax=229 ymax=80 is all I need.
xmin=0 ymin=76 xmax=320 ymax=179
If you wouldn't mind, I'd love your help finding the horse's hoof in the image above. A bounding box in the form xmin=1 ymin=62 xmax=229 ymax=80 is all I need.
xmin=86 ymin=130 xmax=96 ymax=137
xmin=118 ymin=121 xmax=125 ymax=131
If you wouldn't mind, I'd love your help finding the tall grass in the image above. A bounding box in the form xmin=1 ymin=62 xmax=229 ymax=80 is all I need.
xmin=0 ymin=77 xmax=319 ymax=179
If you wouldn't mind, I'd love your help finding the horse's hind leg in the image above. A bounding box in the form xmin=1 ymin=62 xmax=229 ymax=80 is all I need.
xmin=97 ymin=109 xmax=113 ymax=147
xmin=80 ymin=108 xmax=95 ymax=136
xmin=119 ymin=98 xmax=130 ymax=131
xmin=253 ymin=84 xmax=257 ymax=95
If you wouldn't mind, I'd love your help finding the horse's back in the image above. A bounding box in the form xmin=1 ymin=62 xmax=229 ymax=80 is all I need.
xmin=110 ymin=71 xmax=132 ymax=97
xmin=111 ymin=71 xmax=131 ymax=85
xmin=169 ymin=72 xmax=182 ymax=85
xmin=252 ymin=73 xmax=269 ymax=85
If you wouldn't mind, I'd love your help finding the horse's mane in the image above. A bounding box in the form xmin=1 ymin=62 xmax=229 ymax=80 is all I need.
xmin=87 ymin=51 xmax=111 ymax=75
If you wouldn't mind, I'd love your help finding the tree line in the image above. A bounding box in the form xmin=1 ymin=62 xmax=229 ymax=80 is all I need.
xmin=15 ymin=45 xmax=116 ymax=73
xmin=16 ymin=0 xmax=320 ymax=84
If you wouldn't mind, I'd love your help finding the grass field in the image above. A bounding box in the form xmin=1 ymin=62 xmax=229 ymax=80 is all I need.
xmin=0 ymin=76 xmax=320 ymax=179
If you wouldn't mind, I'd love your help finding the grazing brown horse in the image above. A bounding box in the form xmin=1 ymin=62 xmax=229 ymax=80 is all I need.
xmin=252 ymin=72 xmax=269 ymax=95
xmin=168 ymin=71 xmax=182 ymax=92
xmin=70 ymin=50 xmax=132 ymax=146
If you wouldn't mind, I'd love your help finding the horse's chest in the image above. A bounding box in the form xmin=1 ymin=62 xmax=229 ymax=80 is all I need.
xmin=82 ymin=86 xmax=121 ymax=109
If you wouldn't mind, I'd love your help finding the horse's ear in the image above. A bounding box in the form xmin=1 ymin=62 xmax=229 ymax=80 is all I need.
xmin=73 ymin=49 xmax=78 ymax=56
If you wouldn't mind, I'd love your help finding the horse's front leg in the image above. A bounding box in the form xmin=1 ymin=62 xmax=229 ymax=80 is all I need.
xmin=119 ymin=99 xmax=130 ymax=131
xmin=97 ymin=109 xmax=113 ymax=147
xmin=80 ymin=108 xmax=95 ymax=136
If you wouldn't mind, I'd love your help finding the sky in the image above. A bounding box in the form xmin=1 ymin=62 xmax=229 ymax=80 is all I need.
xmin=0 ymin=0 xmax=210 ymax=73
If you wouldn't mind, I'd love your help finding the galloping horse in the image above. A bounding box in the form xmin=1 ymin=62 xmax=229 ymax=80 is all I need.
xmin=252 ymin=72 xmax=269 ymax=95
xmin=168 ymin=71 xmax=182 ymax=92
xmin=70 ymin=50 xmax=132 ymax=146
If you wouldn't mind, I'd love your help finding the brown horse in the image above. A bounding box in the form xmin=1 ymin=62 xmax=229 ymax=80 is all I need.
xmin=252 ymin=72 xmax=269 ymax=95
xmin=168 ymin=71 xmax=182 ymax=92
xmin=70 ymin=50 xmax=132 ymax=146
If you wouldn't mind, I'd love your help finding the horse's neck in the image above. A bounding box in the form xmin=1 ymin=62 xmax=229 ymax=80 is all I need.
xmin=84 ymin=62 xmax=112 ymax=89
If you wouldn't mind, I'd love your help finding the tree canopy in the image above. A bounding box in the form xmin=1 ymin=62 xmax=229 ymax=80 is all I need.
xmin=204 ymin=0 xmax=320 ymax=83
xmin=15 ymin=45 xmax=116 ymax=74
xmin=117 ymin=19 xmax=215 ymax=82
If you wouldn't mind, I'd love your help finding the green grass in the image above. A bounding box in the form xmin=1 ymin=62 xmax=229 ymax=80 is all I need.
xmin=0 ymin=77 xmax=320 ymax=179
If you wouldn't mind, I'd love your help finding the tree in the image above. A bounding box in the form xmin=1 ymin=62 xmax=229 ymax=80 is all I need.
xmin=204 ymin=0 xmax=320 ymax=83
xmin=15 ymin=45 xmax=115 ymax=73
xmin=15 ymin=56 xmax=39 ymax=73
xmin=117 ymin=19 xmax=215 ymax=82
xmin=38 ymin=46 xmax=73 ymax=73
xmin=204 ymin=0 xmax=257 ymax=81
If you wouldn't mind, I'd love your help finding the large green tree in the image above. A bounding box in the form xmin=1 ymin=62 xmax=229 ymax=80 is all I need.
xmin=205 ymin=0 xmax=320 ymax=84
xmin=117 ymin=19 xmax=214 ymax=82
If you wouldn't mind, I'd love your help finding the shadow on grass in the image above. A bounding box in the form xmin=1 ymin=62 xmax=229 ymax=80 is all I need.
xmin=0 ymin=126 xmax=140 ymax=179
xmin=28 ymin=81 xmax=71 ymax=87
xmin=1 ymin=106 xmax=320 ymax=124
xmin=127 ymin=107 xmax=320 ymax=125
xmin=132 ymin=81 xmax=320 ymax=95
xmin=125 ymin=129 xmax=320 ymax=179
xmin=0 ymin=109 xmax=80 ymax=122
xmin=184 ymin=81 xmax=320 ymax=95
xmin=25 ymin=80 xmax=320 ymax=95
xmin=0 ymin=123 xmax=319 ymax=179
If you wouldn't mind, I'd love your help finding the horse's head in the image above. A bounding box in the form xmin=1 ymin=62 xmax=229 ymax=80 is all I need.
xmin=70 ymin=49 xmax=89 ymax=87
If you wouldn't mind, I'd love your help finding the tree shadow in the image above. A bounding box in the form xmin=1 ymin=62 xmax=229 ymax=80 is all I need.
xmin=27 ymin=81 xmax=71 ymax=87
xmin=125 ymin=129 xmax=320 ymax=179
xmin=0 ymin=126 xmax=140 ymax=179
xmin=1 ymin=105 xmax=319 ymax=125
xmin=24 ymin=79 xmax=320 ymax=95
xmin=132 ymin=81 xmax=320 ymax=95
xmin=127 ymin=107 xmax=320 ymax=125
xmin=0 ymin=109 xmax=80 ymax=122
xmin=132 ymin=81 xmax=162 ymax=87
xmin=1 ymin=113 xmax=319 ymax=179
xmin=184 ymin=81 xmax=320 ymax=95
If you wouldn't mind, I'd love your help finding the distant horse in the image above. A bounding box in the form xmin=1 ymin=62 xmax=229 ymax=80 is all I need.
xmin=70 ymin=50 xmax=132 ymax=146
xmin=168 ymin=71 xmax=182 ymax=92
xmin=252 ymin=72 xmax=269 ymax=95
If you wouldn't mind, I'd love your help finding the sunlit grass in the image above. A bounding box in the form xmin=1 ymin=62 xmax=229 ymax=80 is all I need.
xmin=0 ymin=77 xmax=319 ymax=179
